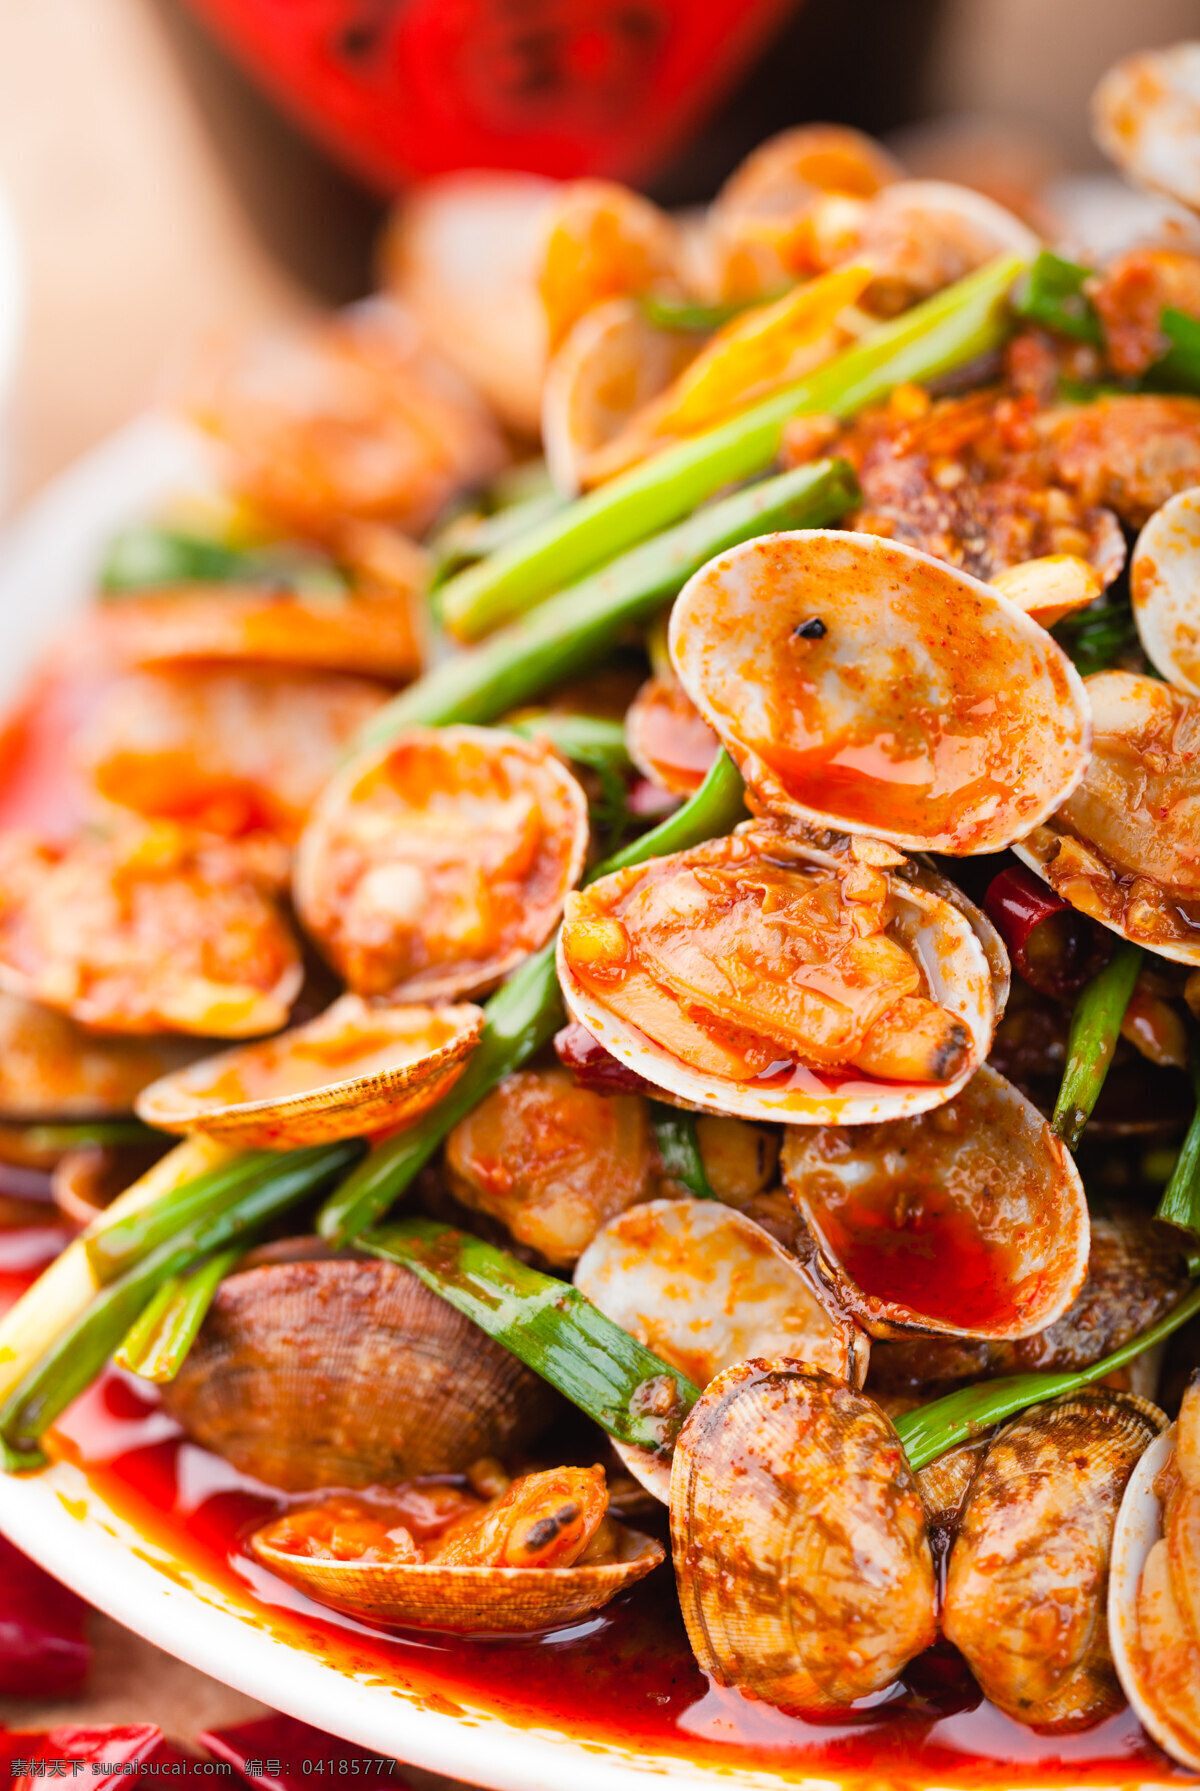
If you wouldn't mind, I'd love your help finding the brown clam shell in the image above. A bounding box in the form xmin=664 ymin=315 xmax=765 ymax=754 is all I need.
xmin=162 ymin=1259 xmax=559 ymax=1491
xmin=250 ymin=1520 xmax=663 ymax=1633
xmin=670 ymin=1359 xmax=937 ymax=1715
xmin=136 ymin=994 xmax=483 ymax=1149
xmin=943 ymin=1389 xmax=1167 ymax=1734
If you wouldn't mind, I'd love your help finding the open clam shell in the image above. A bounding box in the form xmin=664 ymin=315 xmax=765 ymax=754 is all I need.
xmin=541 ymin=298 xmax=697 ymax=498
xmin=557 ymin=824 xmax=995 ymax=1127
xmin=944 ymin=1390 xmax=1166 ymax=1734
xmin=852 ymin=179 xmax=1040 ymax=312
xmin=295 ymin=725 xmax=588 ymax=1003
xmin=669 ymin=530 xmax=1091 ymax=855
xmin=624 ymin=674 xmax=719 ymax=798
xmin=135 ymin=994 xmax=483 ymax=1150
xmin=161 ymin=1258 xmax=560 ymax=1491
xmin=1131 ymin=486 xmax=1200 ymax=694
xmin=1013 ymin=670 xmax=1200 ymax=966
xmin=1110 ymin=1423 xmax=1200 ymax=1770
xmin=1093 ymin=43 xmax=1200 ymax=216
xmin=250 ymin=1519 xmax=662 ymax=1634
xmin=670 ymin=1359 xmax=937 ymax=1714
xmin=574 ymin=1199 xmax=870 ymax=1499
xmin=782 ymin=1063 xmax=1089 ymax=1342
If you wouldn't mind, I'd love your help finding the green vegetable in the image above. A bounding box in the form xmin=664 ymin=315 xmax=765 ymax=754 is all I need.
xmin=1012 ymin=250 xmax=1103 ymax=345
xmin=364 ymin=1219 xmax=700 ymax=1457
xmin=1146 ymin=306 xmax=1200 ymax=395
xmin=432 ymin=490 xmax=567 ymax=582
xmin=1157 ymin=1030 xmax=1200 ymax=1239
xmin=12 ymin=1120 xmax=164 ymax=1156
xmin=439 ymin=253 xmax=1028 ymax=638
xmin=651 ymin=1105 xmax=716 ymax=1200
xmin=0 ymin=1141 xmax=359 ymax=1469
xmin=113 ymin=1247 xmax=241 ymax=1383
xmin=509 ymin=713 xmax=636 ymax=849
xmin=639 ymin=292 xmax=763 ymax=333
xmin=1051 ymin=589 xmax=1138 ymax=676
xmin=897 ymin=1280 xmax=1200 ymax=1470
xmin=1051 ymin=940 xmax=1143 ymax=1151
xmin=356 ymin=458 xmax=858 ymax=753
xmin=319 ymin=750 xmax=747 ymax=1244
xmin=100 ymin=527 xmax=345 ymax=600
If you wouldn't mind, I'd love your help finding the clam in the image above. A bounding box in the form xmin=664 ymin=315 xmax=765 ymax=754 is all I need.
xmin=557 ymin=821 xmax=995 ymax=1126
xmin=250 ymin=1464 xmax=663 ymax=1634
xmin=1013 ymin=670 xmax=1200 ymax=966
xmin=671 ymin=1360 xmax=936 ymax=1713
xmin=868 ymin=1206 xmax=1190 ymax=1399
xmin=781 ymin=1064 xmax=1089 ymax=1342
xmin=706 ymin=124 xmax=901 ymax=301
xmin=848 ymin=179 xmax=1040 ymax=315
xmin=1093 ymin=42 xmax=1200 ymax=215
xmin=541 ymin=297 xmax=698 ymax=498
xmin=136 ymin=994 xmax=483 ymax=1149
xmin=0 ymin=990 xmax=201 ymax=1120
xmin=188 ymin=300 xmax=507 ymax=545
xmin=575 ymin=1198 xmax=869 ymax=1500
xmin=944 ymin=1389 xmax=1166 ymax=1733
xmin=162 ymin=1257 xmax=560 ymax=1491
xmin=52 ymin=1139 xmax=170 ymax=1227
xmin=1110 ymin=1376 xmax=1200 ymax=1770
xmin=80 ymin=666 xmax=391 ymax=844
xmin=445 ymin=1066 xmax=656 ymax=1269
xmin=295 ymin=725 xmax=588 ymax=1002
xmin=1131 ymin=485 xmax=1200 ymax=694
xmin=0 ymin=825 xmax=302 ymax=1037
xmin=624 ymin=673 xmax=719 ymax=798
xmin=669 ymin=530 xmax=1091 ymax=855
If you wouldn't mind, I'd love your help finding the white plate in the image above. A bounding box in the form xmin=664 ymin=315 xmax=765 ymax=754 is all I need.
xmin=0 ymin=420 xmax=1182 ymax=1791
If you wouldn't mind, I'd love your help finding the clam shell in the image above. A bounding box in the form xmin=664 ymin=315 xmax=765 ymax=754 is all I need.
xmin=295 ymin=724 xmax=589 ymax=1003
xmin=670 ymin=1359 xmax=937 ymax=1714
xmin=1093 ymin=43 xmax=1200 ymax=215
xmin=1110 ymin=1424 xmax=1200 ymax=1770
xmin=541 ymin=298 xmax=697 ymax=497
xmin=945 ymin=1390 xmax=1166 ymax=1734
xmin=0 ymin=989 xmax=203 ymax=1120
xmin=624 ymin=674 xmax=719 ymax=798
xmin=1132 ymin=486 xmax=1200 ymax=694
xmin=781 ymin=1064 xmax=1089 ymax=1341
xmin=900 ymin=858 xmax=1011 ymax=1020
xmin=250 ymin=1519 xmax=663 ymax=1633
xmin=669 ymin=529 xmax=1091 ymax=854
xmin=557 ymin=826 xmax=995 ymax=1126
xmin=136 ymin=994 xmax=483 ymax=1149
xmin=574 ymin=1199 xmax=870 ymax=1500
xmin=1013 ymin=670 xmax=1200 ymax=966
xmin=161 ymin=1259 xmax=560 ymax=1491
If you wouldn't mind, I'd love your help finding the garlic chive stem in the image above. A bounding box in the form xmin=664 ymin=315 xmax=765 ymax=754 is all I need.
xmin=113 ymin=1247 xmax=242 ymax=1384
xmin=364 ymin=1218 xmax=700 ymax=1458
xmin=896 ymin=1281 xmax=1200 ymax=1471
xmin=439 ymin=253 xmax=1027 ymax=639
xmin=1051 ymin=941 xmax=1143 ymax=1151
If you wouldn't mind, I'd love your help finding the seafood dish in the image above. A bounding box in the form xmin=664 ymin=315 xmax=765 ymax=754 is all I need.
xmin=7 ymin=37 xmax=1200 ymax=1789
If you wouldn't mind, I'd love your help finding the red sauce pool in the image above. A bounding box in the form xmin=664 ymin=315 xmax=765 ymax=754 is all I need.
xmin=819 ymin=1186 xmax=1014 ymax=1332
xmin=33 ymin=1360 xmax=1189 ymax=1787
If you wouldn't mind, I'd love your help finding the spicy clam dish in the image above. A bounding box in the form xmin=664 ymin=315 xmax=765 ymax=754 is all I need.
xmin=10 ymin=40 xmax=1200 ymax=1790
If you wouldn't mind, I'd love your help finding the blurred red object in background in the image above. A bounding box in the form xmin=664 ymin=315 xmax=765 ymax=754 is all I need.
xmin=180 ymin=0 xmax=801 ymax=188
xmin=0 ymin=1536 xmax=90 ymax=1696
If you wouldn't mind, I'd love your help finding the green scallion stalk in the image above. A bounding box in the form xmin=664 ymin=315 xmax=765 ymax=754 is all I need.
xmin=1051 ymin=940 xmax=1142 ymax=1151
xmin=113 ymin=1247 xmax=241 ymax=1383
xmin=896 ymin=1280 xmax=1200 ymax=1470
xmin=364 ymin=1218 xmax=700 ymax=1457
xmin=0 ymin=1141 xmax=360 ymax=1470
xmin=99 ymin=527 xmax=345 ymax=600
xmin=639 ymin=292 xmax=762 ymax=333
xmin=1148 ymin=306 xmax=1200 ymax=395
xmin=1157 ymin=1030 xmax=1200 ymax=1239
xmin=1012 ymin=250 xmax=1103 ymax=344
xmin=356 ymin=458 xmax=858 ymax=752
xmin=507 ymin=713 xmax=631 ymax=772
xmin=439 ymin=253 xmax=1027 ymax=638
xmin=318 ymin=751 xmax=746 ymax=1244
xmin=14 ymin=1120 xmax=164 ymax=1156
xmin=651 ymin=1105 xmax=716 ymax=1200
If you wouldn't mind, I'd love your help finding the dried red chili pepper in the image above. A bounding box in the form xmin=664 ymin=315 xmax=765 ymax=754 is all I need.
xmin=984 ymin=863 xmax=1111 ymax=1001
